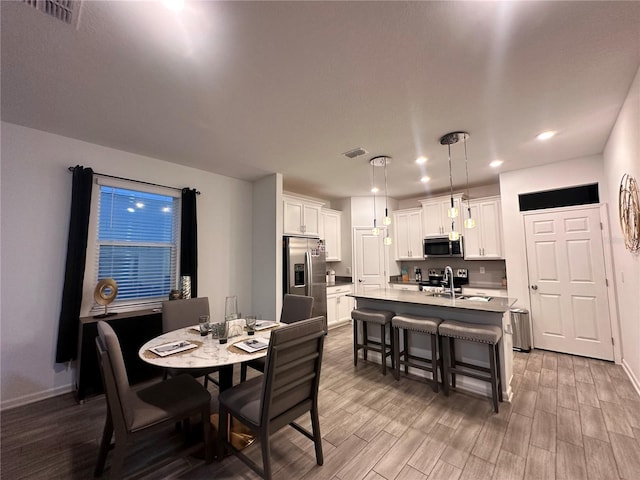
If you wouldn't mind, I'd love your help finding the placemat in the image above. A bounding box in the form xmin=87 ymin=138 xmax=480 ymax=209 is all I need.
xmin=227 ymin=340 xmax=258 ymax=355
xmin=143 ymin=339 xmax=203 ymax=359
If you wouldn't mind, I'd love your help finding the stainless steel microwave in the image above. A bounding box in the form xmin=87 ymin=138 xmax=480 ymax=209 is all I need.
xmin=423 ymin=235 xmax=464 ymax=258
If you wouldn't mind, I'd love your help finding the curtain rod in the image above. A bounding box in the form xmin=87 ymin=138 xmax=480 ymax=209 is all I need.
xmin=68 ymin=166 xmax=200 ymax=195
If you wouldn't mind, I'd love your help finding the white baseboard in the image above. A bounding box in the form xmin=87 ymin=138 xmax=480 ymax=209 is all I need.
xmin=622 ymin=359 xmax=640 ymax=397
xmin=1 ymin=384 xmax=73 ymax=411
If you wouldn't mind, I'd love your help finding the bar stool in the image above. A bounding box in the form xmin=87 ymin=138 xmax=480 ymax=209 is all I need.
xmin=391 ymin=314 xmax=443 ymax=392
xmin=351 ymin=308 xmax=395 ymax=375
xmin=439 ymin=320 xmax=503 ymax=413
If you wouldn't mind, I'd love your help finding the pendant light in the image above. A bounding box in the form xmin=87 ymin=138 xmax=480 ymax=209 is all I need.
xmin=462 ymin=134 xmax=476 ymax=229
xmin=371 ymin=160 xmax=380 ymax=236
xmin=370 ymin=156 xmax=393 ymax=245
xmin=440 ymin=131 xmax=469 ymax=241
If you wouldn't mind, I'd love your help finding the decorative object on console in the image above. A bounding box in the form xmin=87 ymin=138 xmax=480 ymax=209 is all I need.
xmin=618 ymin=173 xmax=639 ymax=253
xmin=440 ymin=131 xmax=469 ymax=241
xmin=180 ymin=275 xmax=191 ymax=299
xmin=93 ymin=278 xmax=118 ymax=318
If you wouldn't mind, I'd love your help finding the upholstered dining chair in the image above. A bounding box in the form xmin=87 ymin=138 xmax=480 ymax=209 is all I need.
xmin=218 ymin=316 xmax=325 ymax=479
xmin=94 ymin=321 xmax=212 ymax=479
xmin=240 ymin=293 xmax=314 ymax=382
xmin=162 ymin=297 xmax=219 ymax=388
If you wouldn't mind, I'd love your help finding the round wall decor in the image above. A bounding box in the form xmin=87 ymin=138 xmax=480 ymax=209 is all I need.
xmin=94 ymin=278 xmax=118 ymax=317
xmin=618 ymin=173 xmax=640 ymax=253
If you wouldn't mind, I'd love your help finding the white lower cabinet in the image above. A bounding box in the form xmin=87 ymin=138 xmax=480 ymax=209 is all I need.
xmin=326 ymin=285 xmax=354 ymax=328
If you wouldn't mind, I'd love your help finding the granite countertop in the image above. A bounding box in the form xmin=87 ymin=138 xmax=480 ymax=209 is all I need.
xmin=326 ymin=281 xmax=353 ymax=287
xmin=349 ymin=288 xmax=517 ymax=313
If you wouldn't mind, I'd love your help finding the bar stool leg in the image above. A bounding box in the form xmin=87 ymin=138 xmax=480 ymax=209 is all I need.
xmin=430 ymin=333 xmax=439 ymax=393
xmin=389 ymin=324 xmax=394 ymax=371
xmin=392 ymin=326 xmax=400 ymax=381
xmin=495 ymin=344 xmax=503 ymax=402
xmin=363 ymin=322 xmax=369 ymax=362
xmin=488 ymin=344 xmax=499 ymax=413
xmin=442 ymin=336 xmax=451 ymax=396
xmin=380 ymin=323 xmax=386 ymax=375
xmin=402 ymin=329 xmax=409 ymax=374
xmin=353 ymin=319 xmax=359 ymax=367
xmin=450 ymin=337 xmax=457 ymax=389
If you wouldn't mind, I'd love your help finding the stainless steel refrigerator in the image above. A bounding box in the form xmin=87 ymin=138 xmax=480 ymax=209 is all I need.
xmin=283 ymin=236 xmax=327 ymax=320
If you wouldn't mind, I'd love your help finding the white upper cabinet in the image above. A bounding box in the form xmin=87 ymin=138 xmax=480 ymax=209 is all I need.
xmin=320 ymin=208 xmax=342 ymax=261
xmin=283 ymin=194 xmax=324 ymax=237
xmin=420 ymin=194 xmax=464 ymax=236
xmin=463 ymin=196 xmax=503 ymax=259
xmin=392 ymin=208 xmax=423 ymax=260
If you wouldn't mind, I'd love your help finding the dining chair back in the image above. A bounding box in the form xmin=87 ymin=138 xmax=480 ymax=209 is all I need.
xmin=162 ymin=296 xmax=210 ymax=331
xmin=218 ymin=316 xmax=326 ymax=480
xmin=162 ymin=296 xmax=219 ymax=388
xmin=94 ymin=321 xmax=212 ymax=479
xmin=240 ymin=294 xmax=314 ymax=382
xmin=280 ymin=293 xmax=314 ymax=324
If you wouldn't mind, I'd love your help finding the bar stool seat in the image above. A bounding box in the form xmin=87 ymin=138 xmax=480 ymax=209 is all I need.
xmin=351 ymin=308 xmax=395 ymax=375
xmin=391 ymin=314 xmax=442 ymax=392
xmin=439 ymin=320 xmax=503 ymax=413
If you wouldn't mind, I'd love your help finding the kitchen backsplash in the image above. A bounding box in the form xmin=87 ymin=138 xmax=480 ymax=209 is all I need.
xmin=399 ymin=259 xmax=506 ymax=288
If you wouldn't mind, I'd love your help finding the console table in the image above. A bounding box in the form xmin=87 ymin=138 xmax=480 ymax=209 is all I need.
xmin=75 ymin=309 xmax=163 ymax=402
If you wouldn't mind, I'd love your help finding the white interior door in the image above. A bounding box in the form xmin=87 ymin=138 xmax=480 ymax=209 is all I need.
xmin=524 ymin=206 xmax=613 ymax=360
xmin=354 ymin=227 xmax=386 ymax=293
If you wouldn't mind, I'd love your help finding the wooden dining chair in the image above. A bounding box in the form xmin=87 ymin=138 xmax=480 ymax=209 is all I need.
xmin=218 ymin=316 xmax=326 ymax=480
xmin=162 ymin=297 xmax=220 ymax=388
xmin=94 ymin=321 xmax=212 ymax=479
xmin=240 ymin=293 xmax=314 ymax=382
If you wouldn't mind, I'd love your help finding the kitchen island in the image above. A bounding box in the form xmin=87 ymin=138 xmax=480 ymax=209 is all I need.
xmin=350 ymin=288 xmax=517 ymax=401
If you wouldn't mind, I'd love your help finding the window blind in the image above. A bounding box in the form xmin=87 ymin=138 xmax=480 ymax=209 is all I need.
xmin=91 ymin=184 xmax=180 ymax=313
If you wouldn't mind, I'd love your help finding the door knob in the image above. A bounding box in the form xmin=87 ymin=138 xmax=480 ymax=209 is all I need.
xmin=531 ymin=285 xmax=538 ymax=290
xmin=358 ymin=279 xmax=363 ymax=283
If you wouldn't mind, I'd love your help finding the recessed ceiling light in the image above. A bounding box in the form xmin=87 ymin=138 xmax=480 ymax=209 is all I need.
xmin=416 ymin=156 xmax=428 ymax=164
xmin=536 ymin=130 xmax=556 ymax=141
xmin=420 ymin=176 xmax=431 ymax=183
xmin=490 ymin=160 xmax=503 ymax=168
xmin=163 ymin=0 xmax=184 ymax=12
xmin=136 ymin=202 xmax=145 ymax=208
xmin=127 ymin=207 xmax=135 ymax=213
xmin=371 ymin=187 xmax=379 ymax=193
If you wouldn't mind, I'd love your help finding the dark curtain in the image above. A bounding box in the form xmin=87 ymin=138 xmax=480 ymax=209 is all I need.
xmin=55 ymin=166 xmax=93 ymax=363
xmin=180 ymin=188 xmax=198 ymax=297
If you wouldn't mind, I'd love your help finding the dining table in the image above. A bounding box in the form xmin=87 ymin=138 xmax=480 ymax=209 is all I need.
xmin=138 ymin=320 xmax=279 ymax=455
xmin=138 ymin=320 xmax=277 ymax=391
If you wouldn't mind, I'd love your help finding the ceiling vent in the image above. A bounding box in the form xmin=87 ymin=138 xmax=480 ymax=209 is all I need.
xmin=343 ymin=147 xmax=368 ymax=159
xmin=21 ymin=0 xmax=81 ymax=27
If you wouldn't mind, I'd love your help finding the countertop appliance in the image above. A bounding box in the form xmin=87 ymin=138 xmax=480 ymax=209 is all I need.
xmin=421 ymin=268 xmax=469 ymax=290
xmin=283 ymin=236 xmax=327 ymax=320
xmin=423 ymin=235 xmax=464 ymax=258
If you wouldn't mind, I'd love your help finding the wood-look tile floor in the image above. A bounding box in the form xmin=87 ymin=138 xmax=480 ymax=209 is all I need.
xmin=2 ymin=324 xmax=639 ymax=479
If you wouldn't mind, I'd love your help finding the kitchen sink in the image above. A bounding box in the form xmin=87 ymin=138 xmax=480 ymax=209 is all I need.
xmin=456 ymin=295 xmax=493 ymax=302
xmin=424 ymin=292 xmax=493 ymax=302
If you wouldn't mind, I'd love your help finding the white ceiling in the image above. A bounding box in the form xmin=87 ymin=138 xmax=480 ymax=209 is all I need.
xmin=2 ymin=1 xmax=639 ymax=200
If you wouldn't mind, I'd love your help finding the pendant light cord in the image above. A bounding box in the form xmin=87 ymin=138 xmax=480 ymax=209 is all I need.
xmin=464 ymin=137 xmax=472 ymax=214
xmin=372 ymin=162 xmax=377 ymax=229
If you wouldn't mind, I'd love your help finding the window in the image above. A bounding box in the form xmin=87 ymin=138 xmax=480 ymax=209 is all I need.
xmin=90 ymin=183 xmax=180 ymax=312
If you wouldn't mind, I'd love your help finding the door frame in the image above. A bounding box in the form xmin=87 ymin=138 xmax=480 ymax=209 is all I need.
xmin=522 ymin=203 xmax=621 ymax=363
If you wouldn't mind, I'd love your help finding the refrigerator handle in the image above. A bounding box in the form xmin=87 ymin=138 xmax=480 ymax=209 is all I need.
xmin=305 ymin=250 xmax=312 ymax=297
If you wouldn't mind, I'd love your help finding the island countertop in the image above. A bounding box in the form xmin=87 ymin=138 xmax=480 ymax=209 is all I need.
xmin=349 ymin=288 xmax=517 ymax=313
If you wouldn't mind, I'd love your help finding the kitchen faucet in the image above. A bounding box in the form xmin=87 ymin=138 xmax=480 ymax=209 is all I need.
xmin=444 ymin=265 xmax=455 ymax=298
